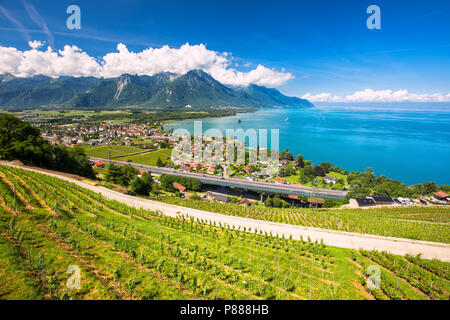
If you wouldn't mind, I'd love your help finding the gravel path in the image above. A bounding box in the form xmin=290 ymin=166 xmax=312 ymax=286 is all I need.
xmin=3 ymin=162 xmax=450 ymax=262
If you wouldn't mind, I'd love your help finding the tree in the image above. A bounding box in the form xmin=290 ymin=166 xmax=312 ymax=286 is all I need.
xmin=314 ymin=165 xmax=325 ymax=177
xmin=278 ymin=166 xmax=286 ymax=177
xmin=299 ymin=165 xmax=315 ymax=184
xmin=272 ymin=196 xmax=283 ymax=208
xmin=264 ymin=197 xmax=273 ymax=207
xmin=156 ymin=157 xmax=164 ymax=167
xmin=319 ymin=162 xmax=333 ymax=174
xmin=296 ymin=154 xmax=304 ymax=168
xmin=423 ymin=182 xmax=437 ymax=195
xmin=119 ymin=165 xmax=139 ymax=187
xmin=160 ymin=174 xmax=201 ymax=191
xmin=280 ymin=149 xmax=294 ymax=161
xmin=105 ymin=163 xmax=122 ymax=184
xmin=131 ymin=173 xmax=153 ymax=196
xmin=323 ymin=198 xmax=348 ymax=208
xmin=159 ymin=139 xmax=170 ymax=149
xmin=0 ymin=114 xmax=94 ymax=178
xmin=347 ymin=185 xmax=371 ymax=198
xmin=284 ymin=163 xmax=297 ymax=176
xmin=372 ymin=181 xmax=411 ymax=198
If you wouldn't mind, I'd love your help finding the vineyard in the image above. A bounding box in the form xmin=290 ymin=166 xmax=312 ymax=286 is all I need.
xmin=0 ymin=165 xmax=448 ymax=300
xmin=153 ymin=196 xmax=450 ymax=243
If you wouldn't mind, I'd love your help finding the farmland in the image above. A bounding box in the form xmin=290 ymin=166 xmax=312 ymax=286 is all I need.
xmin=114 ymin=148 xmax=172 ymax=166
xmin=153 ymin=196 xmax=450 ymax=243
xmin=0 ymin=165 xmax=449 ymax=300
xmin=83 ymin=146 xmax=147 ymax=159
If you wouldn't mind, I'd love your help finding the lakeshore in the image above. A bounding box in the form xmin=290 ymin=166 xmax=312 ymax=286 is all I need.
xmin=165 ymin=105 xmax=450 ymax=186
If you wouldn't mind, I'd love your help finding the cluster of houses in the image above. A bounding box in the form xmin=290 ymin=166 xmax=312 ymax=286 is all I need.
xmin=40 ymin=122 xmax=174 ymax=148
xmin=176 ymin=162 xmax=221 ymax=175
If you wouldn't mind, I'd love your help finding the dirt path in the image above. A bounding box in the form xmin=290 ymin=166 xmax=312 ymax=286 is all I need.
xmin=2 ymin=162 xmax=450 ymax=262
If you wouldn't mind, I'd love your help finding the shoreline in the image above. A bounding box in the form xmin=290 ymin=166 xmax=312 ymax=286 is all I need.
xmin=162 ymin=106 xmax=450 ymax=186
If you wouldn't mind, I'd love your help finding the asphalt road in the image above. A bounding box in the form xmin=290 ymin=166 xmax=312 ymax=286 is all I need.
xmin=89 ymin=157 xmax=348 ymax=199
xmin=4 ymin=162 xmax=450 ymax=262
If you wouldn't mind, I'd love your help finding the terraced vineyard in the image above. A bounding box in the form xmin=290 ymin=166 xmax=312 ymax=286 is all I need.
xmin=0 ymin=165 xmax=448 ymax=300
xmin=154 ymin=196 xmax=450 ymax=243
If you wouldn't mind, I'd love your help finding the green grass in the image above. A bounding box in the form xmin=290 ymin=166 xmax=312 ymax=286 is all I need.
xmin=0 ymin=165 xmax=448 ymax=300
xmin=83 ymin=145 xmax=145 ymax=158
xmin=283 ymin=175 xmax=300 ymax=184
xmin=115 ymin=148 xmax=172 ymax=166
xmin=280 ymin=170 xmax=348 ymax=187
xmin=327 ymin=171 xmax=348 ymax=184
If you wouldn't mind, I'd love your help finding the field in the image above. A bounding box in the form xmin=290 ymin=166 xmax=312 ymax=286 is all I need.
xmin=115 ymin=148 xmax=172 ymax=166
xmin=83 ymin=145 xmax=146 ymax=159
xmin=0 ymin=165 xmax=449 ymax=300
xmin=153 ymin=196 xmax=450 ymax=243
xmin=280 ymin=170 xmax=348 ymax=188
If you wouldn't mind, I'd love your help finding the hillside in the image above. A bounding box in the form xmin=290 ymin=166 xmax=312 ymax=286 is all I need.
xmin=0 ymin=164 xmax=448 ymax=300
xmin=0 ymin=70 xmax=313 ymax=110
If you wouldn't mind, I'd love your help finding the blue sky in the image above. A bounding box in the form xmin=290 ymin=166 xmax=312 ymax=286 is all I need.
xmin=0 ymin=0 xmax=449 ymax=101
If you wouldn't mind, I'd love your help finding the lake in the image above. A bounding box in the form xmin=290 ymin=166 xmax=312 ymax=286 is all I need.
xmin=165 ymin=105 xmax=450 ymax=185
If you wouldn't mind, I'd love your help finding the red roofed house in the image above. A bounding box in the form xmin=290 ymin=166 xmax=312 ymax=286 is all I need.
xmin=180 ymin=165 xmax=193 ymax=172
xmin=274 ymin=177 xmax=287 ymax=184
xmin=237 ymin=198 xmax=252 ymax=206
xmin=173 ymin=182 xmax=187 ymax=192
xmin=434 ymin=191 xmax=450 ymax=202
xmin=307 ymin=198 xmax=324 ymax=208
xmin=93 ymin=160 xmax=105 ymax=168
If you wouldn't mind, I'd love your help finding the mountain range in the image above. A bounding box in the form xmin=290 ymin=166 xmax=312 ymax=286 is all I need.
xmin=0 ymin=70 xmax=313 ymax=110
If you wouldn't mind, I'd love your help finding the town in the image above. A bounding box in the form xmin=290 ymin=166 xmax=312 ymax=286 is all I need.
xmin=14 ymin=111 xmax=447 ymax=211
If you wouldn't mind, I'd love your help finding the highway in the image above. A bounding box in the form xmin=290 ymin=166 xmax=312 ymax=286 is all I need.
xmin=89 ymin=157 xmax=348 ymax=199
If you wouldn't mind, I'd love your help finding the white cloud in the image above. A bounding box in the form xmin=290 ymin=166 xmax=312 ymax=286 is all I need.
xmin=302 ymin=92 xmax=341 ymax=102
xmin=0 ymin=42 xmax=293 ymax=87
xmin=0 ymin=42 xmax=102 ymax=78
xmin=303 ymin=89 xmax=450 ymax=103
xmin=28 ymin=40 xmax=44 ymax=50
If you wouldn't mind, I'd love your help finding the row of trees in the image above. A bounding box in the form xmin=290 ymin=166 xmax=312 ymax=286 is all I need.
xmin=160 ymin=174 xmax=201 ymax=192
xmin=0 ymin=114 xmax=94 ymax=178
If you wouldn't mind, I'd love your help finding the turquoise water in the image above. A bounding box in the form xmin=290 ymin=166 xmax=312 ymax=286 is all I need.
xmin=165 ymin=106 xmax=450 ymax=185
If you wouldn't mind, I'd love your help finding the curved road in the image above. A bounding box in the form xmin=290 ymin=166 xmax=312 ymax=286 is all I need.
xmin=3 ymin=162 xmax=450 ymax=262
